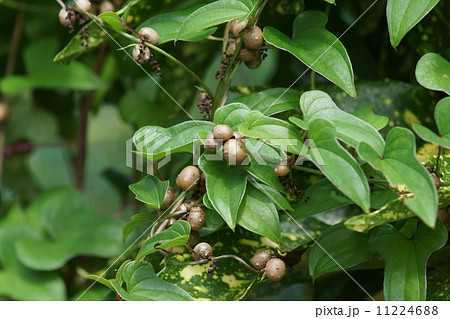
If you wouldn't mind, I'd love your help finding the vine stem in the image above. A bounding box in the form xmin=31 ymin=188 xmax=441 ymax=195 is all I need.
xmin=435 ymin=146 xmax=442 ymax=177
xmin=441 ymin=182 xmax=450 ymax=187
xmin=172 ymin=254 xmax=264 ymax=274
xmin=80 ymin=10 xmax=214 ymax=98
xmin=291 ymin=165 xmax=324 ymax=176
xmin=206 ymin=35 xmax=235 ymax=42
xmin=310 ymin=71 xmax=316 ymax=90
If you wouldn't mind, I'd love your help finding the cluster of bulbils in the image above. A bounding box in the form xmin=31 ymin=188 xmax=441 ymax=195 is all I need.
xmin=216 ymin=18 xmax=265 ymax=79
xmin=132 ymin=27 xmax=162 ymax=76
xmin=204 ymin=124 xmax=248 ymax=165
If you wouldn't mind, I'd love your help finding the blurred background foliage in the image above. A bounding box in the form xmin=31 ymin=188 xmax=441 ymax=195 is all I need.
xmin=0 ymin=0 xmax=448 ymax=300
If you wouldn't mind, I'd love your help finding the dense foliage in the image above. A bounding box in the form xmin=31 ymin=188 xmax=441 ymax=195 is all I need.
xmin=0 ymin=0 xmax=449 ymax=301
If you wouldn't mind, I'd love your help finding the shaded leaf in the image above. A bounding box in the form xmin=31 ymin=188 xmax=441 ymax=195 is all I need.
xmin=352 ymin=104 xmax=389 ymax=131
xmin=129 ymin=175 xmax=169 ymax=209
xmin=214 ymin=102 xmax=250 ymax=130
xmin=415 ymin=53 xmax=450 ymax=95
xmin=99 ymin=12 xmax=127 ymax=32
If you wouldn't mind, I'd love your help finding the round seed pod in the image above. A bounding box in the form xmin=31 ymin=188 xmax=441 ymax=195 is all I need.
xmin=274 ymin=163 xmax=290 ymax=177
xmin=187 ymin=207 xmax=205 ymax=231
xmin=59 ymin=8 xmax=76 ymax=27
xmin=238 ymin=47 xmax=258 ymax=62
xmin=251 ymin=248 xmax=273 ymax=270
xmin=132 ymin=44 xmax=151 ymax=64
xmin=265 ymin=258 xmax=286 ymax=281
xmin=213 ymin=124 xmax=233 ymax=141
xmin=160 ymin=187 xmax=175 ymax=210
xmin=204 ymin=132 xmax=220 ymax=152
xmin=100 ymin=1 xmax=115 ymax=13
xmin=224 ymin=139 xmax=247 ymax=165
xmin=188 ymin=230 xmax=200 ymax=246
xmin=75 ymin=0 xmax=92 ymax=12
xmin=243 ymin=26 xmax=264 ymax=49
xmin=226 ymin=42 xmax=236 ymax=56
xmin=176 ymin=166 xmax=201 ymax=191
xmin=0 ymin=102 xmax=9 ymax=123
xmin=432 ymin=175 xmax=441 ymax=189
xmin=193 ymin=242 xmax=212 ymax=259
xmin=245 ymin=50 xmax=262 ymax=69
xmin=230 ymin=18 xmax=248 ymax=37
xmin=139 ymin=27 xmax=160 ymax=45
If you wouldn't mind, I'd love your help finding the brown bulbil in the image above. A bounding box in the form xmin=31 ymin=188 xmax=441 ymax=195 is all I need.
xmin=59 ymin=8 xmax=76 ymax=27
xmin=238 ymin=47 xmax=258 ymax=62
xmin=226 ymin=42 xmax=236 ymax=56
xmin=204 ymin=132 xmax=220 ymax=152
xmin=139 ymin=27 xmax=160 ymax=45
xmin=432 ymin=175 xmax=441 ymax=189
xmin=100 ymin=1 xmax=115 ymax=13
xmin=274 ymin=163 xmax=290 ymax=177
xmin=193 ymin=242 xmax=212 ymax=259
xmin=224 ymin=139 xmax=247 ymax=165
xmin=251 ymin=248 xmax=273 ymax=270
xmin=230 ymin=18 xmax=248 ymax=37
xmin=132 ymin=44 xmax=151 ymax=64
xmin=245 ymin=50 xmax=262 ymax=69
xmin=160 ymin=187 xmax=175 ymax=210
xmin=75 ymin=0 xmax=92 ymax=12
xmin=187 ymin=207 xmax=205 ymax=231
xmin=213 ymin=124 xmax=233 ymax=141
xmin=176 ymin=166 xmax=201 ymax=191
xmin=243 ymin=26 xmax=264 ymax=49
xmin=265 ymin=258 xmax=286 ymax=281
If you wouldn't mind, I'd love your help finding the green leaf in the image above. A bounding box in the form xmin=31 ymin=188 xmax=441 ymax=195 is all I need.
xmin=369 ymin=221 xmax=447 ymax=300
xmin=53 ymin=21 xmax=108 ymax=64
xmin=233 ymin=88 xmax=301 ymax=116
xmin=129 ymin=175 xmax=169 ymax=209
xmin=263 ymin=11 xmax=355 ymax=96
xmin=1 ymin=38 xmax=104 ymax=93
xmin=133 ymin=120 xmax=214 ymax=161
xmin=415 ymin=53 xmax=450 ymax=95
xmin=159 ymin=227 xmax=262 ymax=300
xmin=245 ymin=155 xmax=286 ymax=194
xmin=344 ymin=197 xmax=416 ymax=233
xmin=112 ymin=261 xmax=194 ymax=301
xmin=15 ymin=188 xmax=125 ymax=271
xmin=122 ymin=212 xmax=153 ymax=242
xmin=413 ymin=97 xmax=450 ymax=148
xmin=387 ymin=0 xmax=440 ymax=48
xmin=84 ymin=275 xmax=115 ymax=292
xmin=309 ymin=223 xmax=375 ymax=278
xmin=198 ymin=155 xmax=247 ymax=230
xmin=294 ymin=90 xmax=385 ymax=157
xmin=294 ymin=179 xmax=353 ymax=219
xmin=239 ymin=110 xmax=304 ymax=154
xmin=137 ymin=8 xmax=217 ymax=44
xmin=427 ymin=265 xmax=450 ymax=301
xmin=280 ymin=216 xmax=329 ymax=251
xmin=358 ymin=127 xmax=438 ymax=227
xmin=98 ymin=12 xmax=127 ymax=32
xmin=213 ymin=102 xmax=250 ymax=130
xmin=136 ymin=221 xmax=191 ymax=261
xmin=250 ymin=181 xmax=293 ymax=211
xmin=305 ymin=118 xmax=371 ymax=212
xmin=352 ymin=104 xmax=389 ymax=131
xmin=237 ymin=184 xmax=281 ymax=244
xmin=177 ymin=0 xmax=253 ymax=40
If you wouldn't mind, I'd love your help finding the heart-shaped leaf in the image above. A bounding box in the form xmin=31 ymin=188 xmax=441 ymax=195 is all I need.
xmin=129 ymin=175 xmax=169 ymax=209
xmin=137 ymin=8 xmax=217 ymax=44
xmin=237 ymin=184 xmax=281 ymax=244
xmin=109 ymin=261 xmax=193 ymax=301
xmin=387 ymin=0 xmax=440 ymax=48
xmin=239 ymin=110 xmax=304 ymax=154
xmin=137 ymin=220 xmax=190 ymax=261
xmin=133 ymin=120 xmax=214 ymax=161
xmin=98 ymin=12 xmax=127 ymax=32
xmin=293 ymin=90 xmax=385 ymax=157
xmin=309 ymin=223 xmax=375 ymax=279
xmin=352 ymin=104 xmax=389 ymax=131
xmin=415 ymin=53 xmax=450 ymax=95
xmin=358 ymin=127 xmax=438 ymax=227
xmin=233 ymin=88 xmax=301 ymax=116
xmin=122 ymin=212 xmax=153 ymax=242
xmin=177 ymin=0 xmax=254 ymax=40
xmin=304 ymin=118 xmax=371 ymax=212
xmin=369 ymin=221 xmax=447 ymax=300
xmin=413 ymin=97 xmax=450 ymax=148
xmin=214 ymin=102 xmax=250 ymax=130
xmin=344 ymin=197 xmax=416 ymax=233
xmin=263 ymin=11 xmax=355 ymax=96
xmin=198 ymin=155 xmax=247 ymax=230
